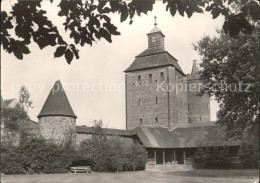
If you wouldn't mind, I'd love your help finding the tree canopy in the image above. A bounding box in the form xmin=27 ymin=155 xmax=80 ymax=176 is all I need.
xmin=1 ymin=0 xmax=260 ymax=64
xmin=194 ymin=27 xmax=259 ymax=141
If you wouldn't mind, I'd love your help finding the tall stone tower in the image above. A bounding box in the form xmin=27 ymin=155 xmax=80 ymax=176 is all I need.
xmin=125 ymin=20 xmax=188 ymax=130
xmin=187 ymin=60 xmax=210 ymax=123
xmin=38 ymin=80 xmax=77 ymax=144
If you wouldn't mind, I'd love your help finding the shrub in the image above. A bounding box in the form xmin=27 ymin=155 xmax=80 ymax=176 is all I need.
xmin=238 ymin=143 xmax=258 ymax=169
xmin=78 ymin=136 xmax=147 ymax=172
xmin=1 ymin=137 xmax=76 ymax=174
xmin=193 ymin=146 xmax=232 ymax=169
xmin=1 ymin=147 xmax=26 ymax=175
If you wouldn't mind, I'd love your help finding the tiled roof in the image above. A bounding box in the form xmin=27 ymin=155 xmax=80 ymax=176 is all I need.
xmin=149 ymin=25 xmax=162 ymax=34
xmin=75 ymin=124 xmax=240 ymax=148
xmin=1 ymin=96 xmax=5 ymax=108
xmin=4 ymin=98 xmax=15 ymax=107
xmin=38 ymin=80 xmax=77 ymax=118
xmin=76 ymin=125 xmax=133 ymax=136
xmin=124 ymin=47 xmax=185 ymax=75
xmin=133 ymin=124 xmax=240 ymax=148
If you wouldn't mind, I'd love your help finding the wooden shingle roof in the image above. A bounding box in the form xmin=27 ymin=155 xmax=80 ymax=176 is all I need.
xmin=37 ymin=80 xmax=77 ymax=118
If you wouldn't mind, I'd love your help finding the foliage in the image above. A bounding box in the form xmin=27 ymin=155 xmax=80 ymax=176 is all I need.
xmin=1 ymin=137 xmax=76 ymax=175
xmin=194 ymin=146 xmax=232 ymax=169
xmin=1 ymin=105 xmax=28 ymax=132
xmin=18 ymin=86 xmax=33 ymax=112
xmin=238 ymin=143 xmax=258 ymax=168
xmin=194 ymin=28 xmax=259 ymax=140
xmin=78 ymin=136 xmax=147 ymax=172
xmin=1 ymin=0 xmax=259 ymax=63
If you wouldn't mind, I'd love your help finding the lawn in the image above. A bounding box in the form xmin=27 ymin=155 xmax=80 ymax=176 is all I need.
xmin=1 ymin=169 xmax=258 ymax=183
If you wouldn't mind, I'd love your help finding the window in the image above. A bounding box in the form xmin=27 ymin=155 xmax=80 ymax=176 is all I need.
xmin=140 ymin=118 xmax=143 ymax=125
xmin=155 ymin=118 xmax=158 ymax=123
xmin=151 ymin=36 xmax=156 ymax=43
xmin=200 ymin=116 xmax=201 ymax=121
xmin=149 ymin=74 xmax=152 ymax=82
xmin=139 ymin=98 xmax=142 ymax=106
xmin=138 ymin=75 xmax=141 ymax=82
xmin=160 ymin=72 xmax=164 ymax=81
xmin=155 ymin=96 xmax=158 ymax=105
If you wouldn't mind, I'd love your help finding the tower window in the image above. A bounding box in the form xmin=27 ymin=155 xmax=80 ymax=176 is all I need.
xmin=160 ymin=72 xmax=164 ymax=80
xmin=140 ymin=118 xmax=143 ymax=125
xmin=156 ymin=96 xmax=158 ymax=105
xmin=152 ymin=36 xmax=156 ymax=43
xmin=149 ymin=74 xmax=152 ymax=82
xmin=138 ymin=75 xmax=141 ymax=82
xmin=139 ymin=98 xmax=142 ymax=106
xmin=155 ymin=118 xmax=158 ymax=123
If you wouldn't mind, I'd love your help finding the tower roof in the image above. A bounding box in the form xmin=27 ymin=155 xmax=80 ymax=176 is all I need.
xmin=191 ymin=60 xmax=200 ymax=75
xmin=38 ymin=80 xmax=77 ymax=118
xmin=124 ymin=44 xmax=185 ymax=75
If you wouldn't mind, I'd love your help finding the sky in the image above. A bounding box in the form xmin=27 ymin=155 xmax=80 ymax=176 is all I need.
xmin=1 ymin=1 xmax=223 ymax=129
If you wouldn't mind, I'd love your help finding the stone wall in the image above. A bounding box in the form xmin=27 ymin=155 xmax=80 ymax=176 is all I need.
xmin=126 ymin=66 xmax=189 ymax=130
xmin=75 ymin=133 xmax=92 ymax=146
xmin=126 ymin=67 xmax=171 ymax=130
xmin=38 ymin=116 xmax=76 ymax=144
xmin=75 ymin=132 xmax=135 ymax=146
xmin=168 ymin=67 xmax=188 ymax=129
xmin=187 ymin=74 xmax=210 ymax=123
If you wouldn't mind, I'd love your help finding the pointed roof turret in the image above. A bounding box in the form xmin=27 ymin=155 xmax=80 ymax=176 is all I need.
xmin=191 ymin=60 xmax=200 ymax=75
xmin=38 ymin=80 xmax=77 ymax=118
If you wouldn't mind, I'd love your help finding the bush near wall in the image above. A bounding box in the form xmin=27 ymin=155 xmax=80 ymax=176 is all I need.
xmin=1 ymin=137 xmax=76 ymax=174
xmin=193 ymin=146 xmax=232 ymax=169
xmin=238 ymin=143 xmax=258 ymax=169
xmin=78 ymin=136 xmax=147 ymax=172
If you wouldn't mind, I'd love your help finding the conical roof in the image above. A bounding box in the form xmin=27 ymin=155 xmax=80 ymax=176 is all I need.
xmin=38 ymin=80 xmax=77 ymax=118
xmin=191 ymin=60 xmax=199 ymax=75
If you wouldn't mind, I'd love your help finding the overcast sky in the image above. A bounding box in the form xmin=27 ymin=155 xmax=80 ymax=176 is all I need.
xmin=2 ymin=1 xmax=223 ymax=129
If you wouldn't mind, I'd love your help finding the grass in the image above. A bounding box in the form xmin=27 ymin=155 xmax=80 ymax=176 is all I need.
xmin=1 ymin=169 xmax=258 ymax=183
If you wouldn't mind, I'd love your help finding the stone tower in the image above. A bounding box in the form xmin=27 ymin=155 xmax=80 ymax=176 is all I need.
xmin=38 ymin=80 xmax=77 ymax=144
xmin=125 ymin=21 xmax=188 ymax=130
xmin=187 ymin=60 xmax=210 ymax=123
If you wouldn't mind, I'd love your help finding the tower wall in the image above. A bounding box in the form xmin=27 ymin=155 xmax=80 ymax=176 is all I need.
xmin=168 ymin=67 xmax=188 ymax=129
xmin=38 ymin=116 xmax=76 ymax=144
xmin=126 ymin=67 xmax=189 ymax=130
xmin=187 ymin=75 xmax=210 ymax=123
xmin=126 ymin=67 xmax=169 ymax=130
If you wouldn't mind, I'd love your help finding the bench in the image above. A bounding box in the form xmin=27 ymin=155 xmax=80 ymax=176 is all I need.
xmin=70 ymin=166 xmax=92 ymax=173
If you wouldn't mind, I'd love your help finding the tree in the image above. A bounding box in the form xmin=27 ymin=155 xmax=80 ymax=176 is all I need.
xmin=194 ymin=28 xmax=259 ymax=142
xmin=18 ymin=86 xmax=33 ymax=113
xmin=1 ymin=0 xmax=259 ymax=64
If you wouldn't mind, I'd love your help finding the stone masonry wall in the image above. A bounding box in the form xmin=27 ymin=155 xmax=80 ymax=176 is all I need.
xmin=38 ymin=116 xmax=76 ymax=144
xmin=126 ymin=67 xmax=170 ymax=130
xmin=187 ymin=75 xmax=210 ymax=123
xmin=126 ymin=66 xmax=189 ymax=130
xmin=168 ymin=67 xmax=188 ymax=129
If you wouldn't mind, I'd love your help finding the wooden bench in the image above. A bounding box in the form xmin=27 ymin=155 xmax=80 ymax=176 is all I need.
xmin=70 ymin=166 xmax=92 ymax=173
